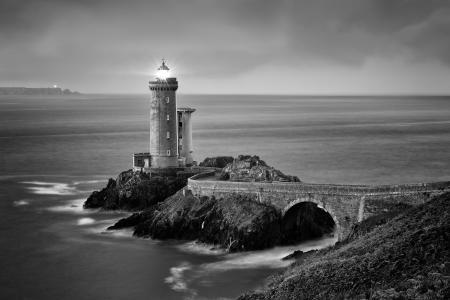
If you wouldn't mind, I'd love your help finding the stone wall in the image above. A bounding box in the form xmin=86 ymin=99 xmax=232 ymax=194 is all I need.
xmin=187 ymin=177 xmax=450 ymax=239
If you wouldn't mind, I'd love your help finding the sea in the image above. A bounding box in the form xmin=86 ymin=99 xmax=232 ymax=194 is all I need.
xmin=0 ymin=94 xmax=449 ymax=299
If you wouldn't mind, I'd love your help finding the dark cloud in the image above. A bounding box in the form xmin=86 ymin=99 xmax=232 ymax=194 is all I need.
xmin=0 ymin=0 xmax=449 ymax=93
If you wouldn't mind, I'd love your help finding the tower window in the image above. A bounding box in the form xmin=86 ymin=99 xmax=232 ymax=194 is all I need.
xmin=166 ymin=150 xmax=171 ymax=156
xmin=166 ymin=131 xmax=170 ymax=139
xmin=167 ymin=114 xmax=170 ymax=121
xmin=166 ymin=97 xmax=170 ymax=103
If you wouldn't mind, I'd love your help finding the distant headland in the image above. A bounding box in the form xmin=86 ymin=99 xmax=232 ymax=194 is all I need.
xmin=0 ymin=87 xmax=80 ymax=95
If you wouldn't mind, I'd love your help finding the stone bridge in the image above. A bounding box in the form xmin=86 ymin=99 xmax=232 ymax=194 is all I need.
xmin=187 ymin=171 xmax=450 ymax=240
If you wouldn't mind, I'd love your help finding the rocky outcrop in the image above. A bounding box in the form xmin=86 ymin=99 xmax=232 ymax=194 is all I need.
xmin=220 ymin=155 xmax=300 ymax=182
xmin=199 ymin=156 xmax=234 ymax=168
xmin=239 ymin=192 xmax=450 ymax=299
xmin=109 ymin=187 xmax=337 ymax=251
xmin=83 ymin=170 xmax=186 ymax=210
xmin=281 ymin=250 xmax=305 ymax=261
xmin=111 ymin=189 xmax=283 ymax=252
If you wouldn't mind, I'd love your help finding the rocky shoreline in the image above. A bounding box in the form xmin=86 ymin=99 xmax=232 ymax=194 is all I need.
xmin=83 ymin=155 xmax=449 ymax=299
xmin=238 ymin=192 xmax=450 ymax=299
xmin=83 ymin=169 xmax=186 ymax=211
xmin=84 ymin=155 xmax=332 ymax=251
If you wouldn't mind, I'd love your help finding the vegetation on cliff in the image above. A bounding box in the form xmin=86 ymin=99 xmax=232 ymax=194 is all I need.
xmin=220 ymin=155 xmax=300 ymax=182
xmin=199 ymin=156 xmax=234 ymax=168
xmin=83 ymin=170 xmax=186 ymax=210
xmin=110 ymin=189 xmax=282 ymax=251
xmin=238 ymin=192 xmax=450 ymax=300
xmin=109 ymin=189 xmax=335 ymax=252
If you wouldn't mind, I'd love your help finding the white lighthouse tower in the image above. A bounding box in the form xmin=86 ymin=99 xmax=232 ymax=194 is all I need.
xmin=133 ymin=60 xmax=196 ymax=172
xmin=148 ymin=60 xmax=179 ymax=168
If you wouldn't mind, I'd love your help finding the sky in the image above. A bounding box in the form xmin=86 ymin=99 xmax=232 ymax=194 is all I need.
xmin=0 ymin=0 xmax=449 ymax=94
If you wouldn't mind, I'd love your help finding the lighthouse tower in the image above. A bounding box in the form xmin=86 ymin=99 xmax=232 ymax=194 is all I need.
xmin=132 ymin=59 xmax=196 ymax=172
xmin=148 ymin=60 xmax=179 ymax=168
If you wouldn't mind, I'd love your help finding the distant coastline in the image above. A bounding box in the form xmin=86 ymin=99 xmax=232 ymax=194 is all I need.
xmin=0 ymin=87 xmax=80 ymax=95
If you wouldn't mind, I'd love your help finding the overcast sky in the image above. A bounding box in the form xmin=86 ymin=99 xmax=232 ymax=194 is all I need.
xmin=0 ymin=0 xmax=449 ymax=94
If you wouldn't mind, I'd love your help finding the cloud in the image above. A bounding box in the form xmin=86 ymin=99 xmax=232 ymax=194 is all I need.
xmin=0 ymin=0 xmax=449 ymax=93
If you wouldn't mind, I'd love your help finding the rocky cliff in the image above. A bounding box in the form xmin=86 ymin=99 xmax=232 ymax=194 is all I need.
xmin=83 ymin=170 xmax=186 ymax=210
xmin=199 ymin=156 xmax=234 ymax=168
xmin=109 ymin=189 xmax=282 ymax=251
xmin=108 ymin=188 xmax=335 ymax=252
xmin=84 ymin=156 xmax=335 ymax=252
xmin=220 ymin=155 xmax=300 ymax=182
xmin=238 ymin=192 xmax=450 ymax=299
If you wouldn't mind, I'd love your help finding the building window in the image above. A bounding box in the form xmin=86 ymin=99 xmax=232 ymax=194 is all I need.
xmin=166 ymin=97 xmax=170 ymax=103
xmin=167 ymin=114 xmax=170 ymax=121
xmin=166 ymin=131 xmax=170 ymax=139
xmin=166 ymin=150 xmax=171 ymax=156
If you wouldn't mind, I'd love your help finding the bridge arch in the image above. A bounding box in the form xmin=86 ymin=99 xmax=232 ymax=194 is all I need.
xmin=282 ymin=198 xmax=341 ymax=239
xmin=281 ymin=198 xmax=338 ymax=244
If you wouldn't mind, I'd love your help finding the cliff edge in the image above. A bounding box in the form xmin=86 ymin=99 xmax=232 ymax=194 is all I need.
xmin=83 ymin=170 xmax=186 ymax=210
xmin=238 ymin=192 xmax=450 ymax=300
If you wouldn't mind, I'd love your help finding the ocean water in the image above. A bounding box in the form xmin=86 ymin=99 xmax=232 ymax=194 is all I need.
xmin=0 ymin=94 xmax=449 ymax=299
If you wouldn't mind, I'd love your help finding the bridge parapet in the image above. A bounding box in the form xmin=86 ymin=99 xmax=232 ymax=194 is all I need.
xmin=187 ymin=175 xmax=450 ymax=240
xmin=187 ymin=178 xmax=450 ymax=197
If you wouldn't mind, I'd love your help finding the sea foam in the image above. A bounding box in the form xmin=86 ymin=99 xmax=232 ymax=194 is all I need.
xmin=13 ymin=199 xmax=30 ymax=206
xmin=176 ymin=241 xmax=226 ymax=256
xmin=200 ymin=234 xmax=338 ymax=272
xmin=77 ymin=217 xmax=95 ymax=225
xmin=21 ymin=181 xmax=77 ymax=195
xmin=46 ymin=198 xmax=88 ymax=214
xmin=165 ymin=262 xmax=193 ymax=292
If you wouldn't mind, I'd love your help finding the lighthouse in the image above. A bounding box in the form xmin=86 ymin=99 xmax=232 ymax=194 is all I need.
xmin=148 ymin=60 xmax=179 ymax=168
xmin=133 ymin=59 xmax=196 ymax=172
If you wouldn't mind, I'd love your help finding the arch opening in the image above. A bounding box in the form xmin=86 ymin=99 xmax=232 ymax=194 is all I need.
xmin=281 ymin=202 xmax=336 ymax=245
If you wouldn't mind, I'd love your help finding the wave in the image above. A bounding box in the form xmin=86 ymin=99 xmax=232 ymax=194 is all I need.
xmin=77 ymin=217 xmax=95 ymax=225
xmin=84 ymin=219 xmax=134 ymax=238
xmin=72 ymin=179 xmax=107 ymax=185
xmin=13 ymin=199 xmax=30 ymax=206
xmin=46 ymin=198 xmax=89 ymax=213
xmin=165 ymin=262 xmax=194 ymax=294
xmin=167 ymin=234 xmax=338 ymax=298
xmin=200 ymin=234 xmax=337 ymax=272
xmin=176 ymin=241 xmax=226 ymax=256
xmin=21 ymin=181 xmax=77 ymax=195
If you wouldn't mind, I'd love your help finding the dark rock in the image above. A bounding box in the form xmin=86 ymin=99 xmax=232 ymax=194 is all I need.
xmin=83 ymin=178 xmax=118 ymax=209
xmin=220 ymin=155 xmax=300 ymax=182
xmin=119 ymin=189 xmax=283 ymax=251
xmin=199 ymin=156 xmax=234 ymax=168
xmin=281 ymin=250 xmax=304 ymax=260
xmin=107 ymin=212 xmax=142 ymax=230
xmin=83 ymin=169 xmax=187 ymax=211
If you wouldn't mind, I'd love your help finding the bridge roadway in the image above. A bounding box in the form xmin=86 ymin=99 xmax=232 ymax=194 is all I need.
xmin=187 ymin=171 xmax=450 ymax=240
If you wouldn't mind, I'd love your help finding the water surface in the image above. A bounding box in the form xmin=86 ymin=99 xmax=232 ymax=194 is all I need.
xmin=1 ymin=94 xmax=449 ymax=299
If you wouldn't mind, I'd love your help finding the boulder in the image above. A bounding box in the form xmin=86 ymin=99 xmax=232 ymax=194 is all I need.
xmin=220 ymin=155 xmax=300 ymax=182
xmin=199 ymin=156 xmax=234 ymax=168
xmin=83 ymin=170 xmax=187 ymax=210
